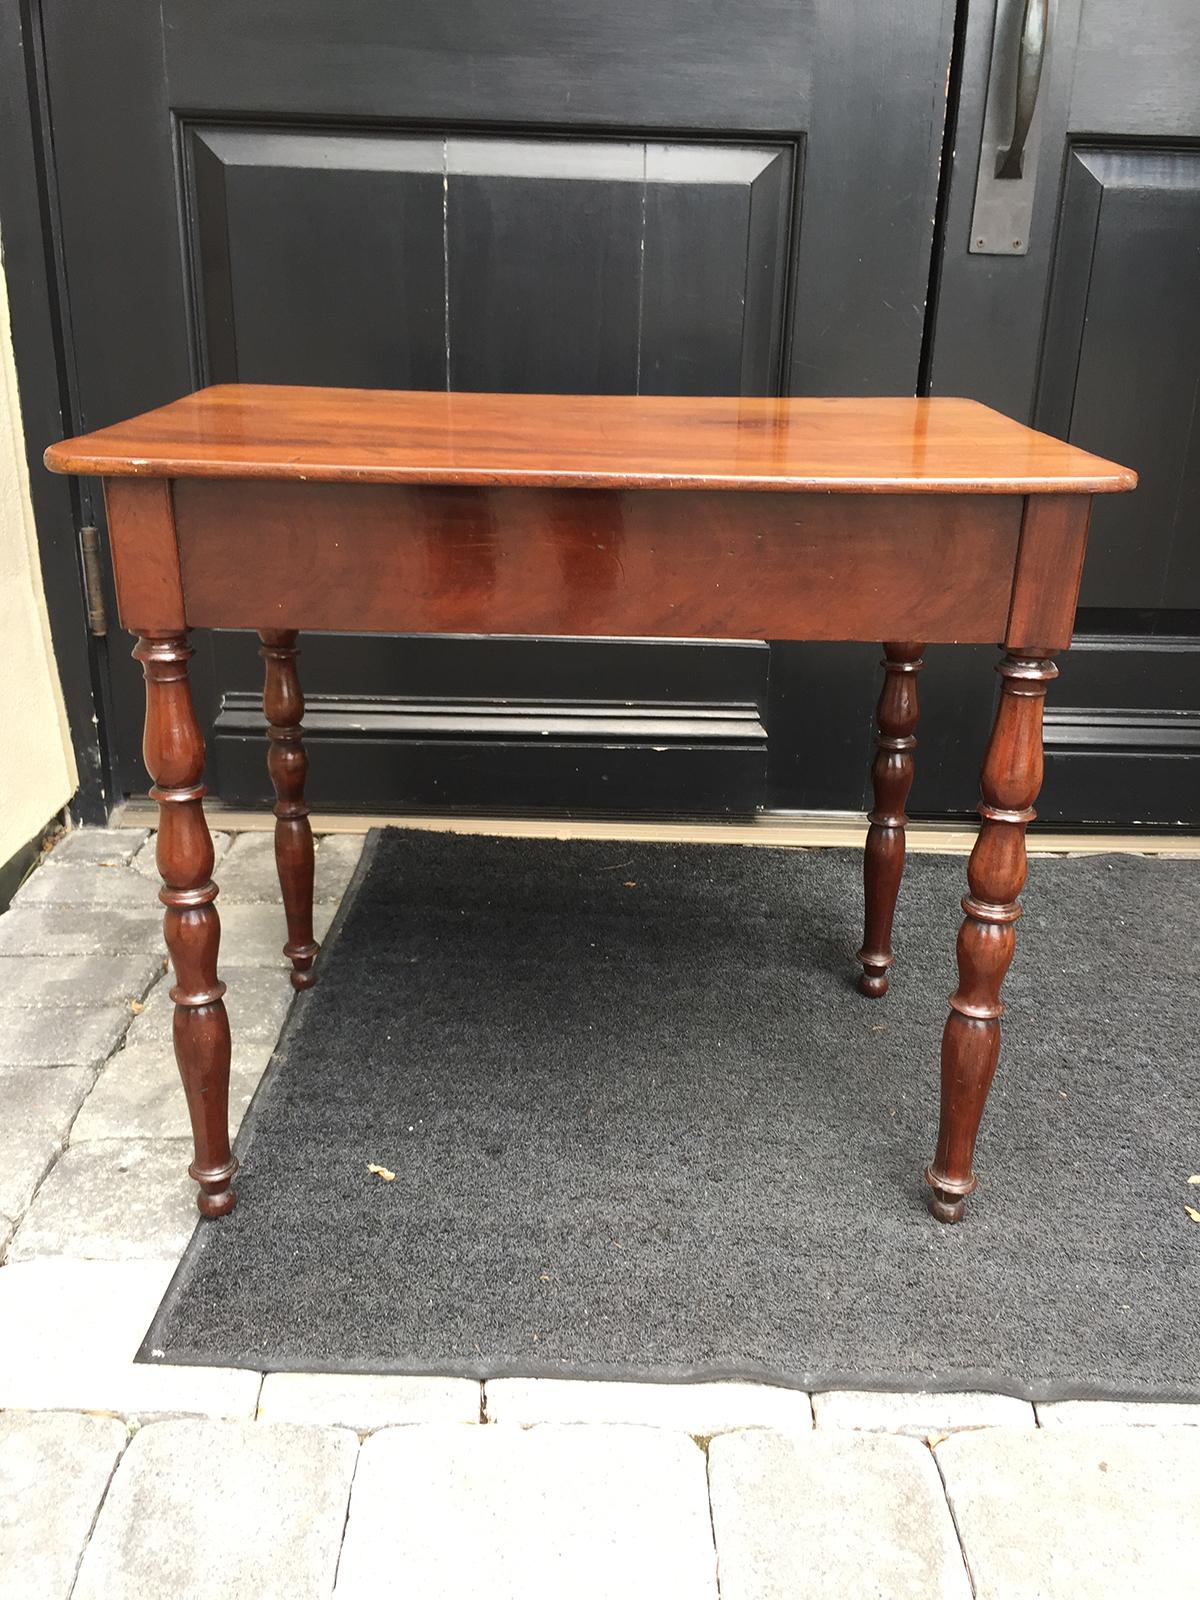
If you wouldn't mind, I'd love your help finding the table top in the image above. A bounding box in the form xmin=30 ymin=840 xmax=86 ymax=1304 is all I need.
xmin=45 ymin=385 xmax=1136 ymax=495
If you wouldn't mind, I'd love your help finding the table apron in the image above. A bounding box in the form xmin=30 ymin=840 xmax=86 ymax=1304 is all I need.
xmin=148 ymin=479 xmax=1031 ymax=645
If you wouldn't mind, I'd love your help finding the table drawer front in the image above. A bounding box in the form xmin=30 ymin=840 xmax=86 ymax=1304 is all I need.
xmin=173 ymin=480 xmax=1022 ymax=644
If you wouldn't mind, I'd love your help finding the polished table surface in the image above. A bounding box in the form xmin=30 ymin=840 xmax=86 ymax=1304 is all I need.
xmin=47 ymin=387 xmax=1135 ymax=1228
xmin=46 ymin=385 xmax=1133 ymax=493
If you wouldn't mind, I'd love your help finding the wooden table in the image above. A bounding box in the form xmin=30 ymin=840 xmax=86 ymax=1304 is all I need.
xmin=47 ymin=387 xmax=1135 ymax=1224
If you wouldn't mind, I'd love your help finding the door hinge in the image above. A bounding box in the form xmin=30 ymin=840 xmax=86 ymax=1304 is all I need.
xmin=79 ymin=525 xmax=108 ymax=636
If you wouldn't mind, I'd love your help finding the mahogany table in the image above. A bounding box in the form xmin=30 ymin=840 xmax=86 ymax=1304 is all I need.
xmin=47 ymin=387 xmax=1135 ymax=1224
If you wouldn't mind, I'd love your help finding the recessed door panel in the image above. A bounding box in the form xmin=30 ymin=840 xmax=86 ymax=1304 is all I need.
xmin=189 ymin=129 xmax=795 ymax=401
xmin=189 ymin=128 xmax=447 ymax=391
xmin=445 ymin=139 xmax=647 ymax=395
xmin=1038 ymin=147 xmax=1200 ymax=611
xmin=640 ymin=144 xmax=793 ymax=396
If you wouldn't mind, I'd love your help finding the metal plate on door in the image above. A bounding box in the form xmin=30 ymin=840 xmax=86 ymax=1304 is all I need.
xmin=969 ymin=0 xmax=1055 ymax=255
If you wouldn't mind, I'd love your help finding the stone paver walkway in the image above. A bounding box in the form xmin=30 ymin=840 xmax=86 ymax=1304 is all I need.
xmin=1 ymin=825 xmax=1197 ymax=1599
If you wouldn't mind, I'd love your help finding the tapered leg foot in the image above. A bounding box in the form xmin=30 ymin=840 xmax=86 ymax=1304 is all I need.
xmin=195 ymin=1169 xmax=238 ymax=1218
xmin=135 ymin=633 xmax=237 ymax=1217
xmin=925 ymin=649 xmax=1057 ymax=1223
xmin=857 ymin=642 xmax=924 ymax=997
xmin=925 ymin=1183 xmax=968 ymax=1226
xmin=259 ymin=630 xmax=319 ymax=991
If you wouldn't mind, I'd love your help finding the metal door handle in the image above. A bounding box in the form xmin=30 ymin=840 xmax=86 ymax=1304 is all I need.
xmin=995 ymin=0 xmax=1049 ymax=179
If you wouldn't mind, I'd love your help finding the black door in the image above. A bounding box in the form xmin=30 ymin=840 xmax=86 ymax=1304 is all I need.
xmin=928 ymin=0 xmax=1200 ymax=825
xmin=33 ymin=0 xmax=958 ymax=816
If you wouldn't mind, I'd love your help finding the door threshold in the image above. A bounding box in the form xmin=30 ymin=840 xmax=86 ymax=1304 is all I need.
xmin=108 ymin=800 xmax=1200 ymax=858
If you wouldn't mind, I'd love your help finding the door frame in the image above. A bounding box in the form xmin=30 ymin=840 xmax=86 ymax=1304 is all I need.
xmin=1 ymin=0 xmax=113 ymax=822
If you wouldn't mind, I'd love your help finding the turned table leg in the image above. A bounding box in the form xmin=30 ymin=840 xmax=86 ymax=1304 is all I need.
xmin=259 ymin=629 xmax=319 ymax=990
xmin=135 ymin=633 xmax=237 ymax=1217
xmin=925 ymin=648 xmax=1057 ymax=1223
xmin=857 ymin=642 xmax=924 ymax=997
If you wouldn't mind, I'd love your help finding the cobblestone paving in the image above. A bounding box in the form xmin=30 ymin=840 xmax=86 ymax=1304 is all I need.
xmin=1 ymin=826 xmax=1196 ymax=1599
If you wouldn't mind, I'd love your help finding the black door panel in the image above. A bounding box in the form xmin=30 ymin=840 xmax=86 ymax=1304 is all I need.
xmin=927 ymin=0 xmax=1200 ymax=825
xmin=188 ymin=128 xmax=448 ymax=392
xmin=1038 ymin=147 xmax=1200 ymax=612
xmin=40 ymin=0 xmax=959 ymax=815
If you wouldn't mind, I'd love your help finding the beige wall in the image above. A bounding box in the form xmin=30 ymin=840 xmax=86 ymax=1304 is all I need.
xmin=0 ymin=233 xmax=77 ymax=863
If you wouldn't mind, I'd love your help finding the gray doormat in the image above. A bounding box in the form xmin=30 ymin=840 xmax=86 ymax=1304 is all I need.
xmin=143 ymin=829 xmax=1200 ymax=1400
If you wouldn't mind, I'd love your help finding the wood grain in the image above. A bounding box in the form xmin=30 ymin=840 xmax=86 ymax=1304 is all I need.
xmin=926 ymin=650 xmax=1058 ymax=1223
xmin=173 ymin=480 xmax=1024 ymax=644
xmin=134 ymin=631 xmax=237 ymax=1217
xmin=102 ymin=479 xmax=184 ymax=633
xmin=48 ymin=386 xmax=1137 ymax=494
xmin=1005 ymin=494 xmax=1092 ymax=650
xmin=857 ymin=643 xmax=924 ymax=997
xmin=259 ymin=629 xmax=319 ymax=990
